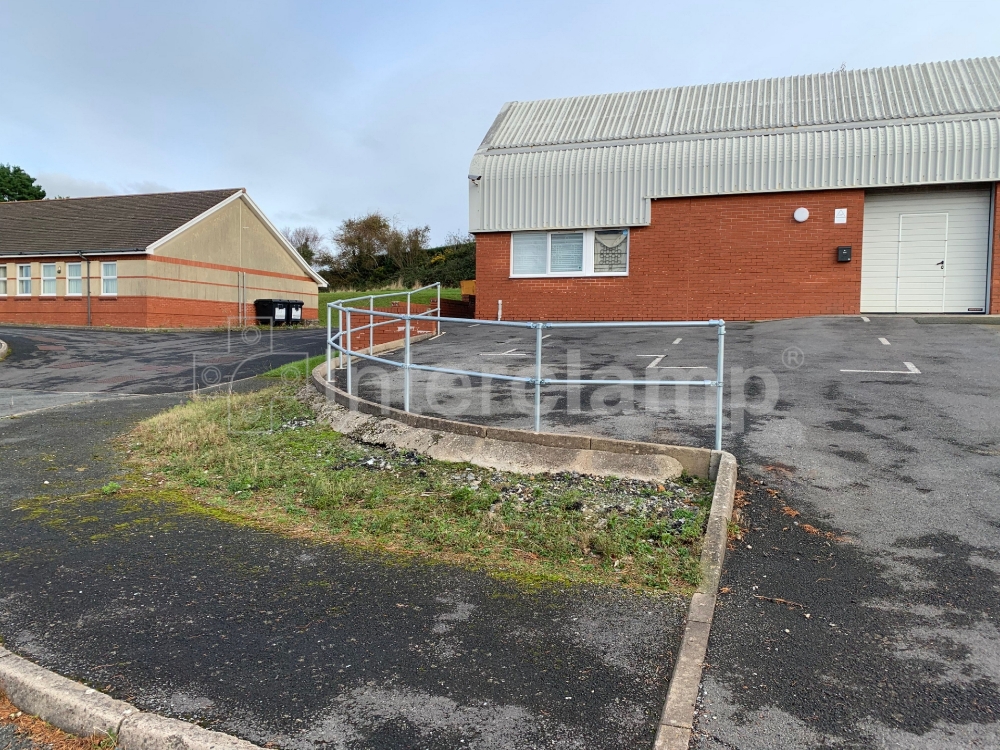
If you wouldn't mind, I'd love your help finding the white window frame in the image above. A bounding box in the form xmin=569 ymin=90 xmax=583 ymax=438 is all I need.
xmin=510 ymin=229 xmax=629 ymax=278
xmin=0 ymin=265 xmax=7 ymax=296
xmin=101 ymin=262 xmax=118 ymax=296
xmin=41 ymin=263 xmax=57 ymax=296
xmin=17 ymin=264 xmax=32 ymax=296
xmin=66 ymin=262 xmax=82 ymax=296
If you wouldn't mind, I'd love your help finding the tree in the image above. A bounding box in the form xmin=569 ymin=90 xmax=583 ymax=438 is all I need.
xmin=0 ymin=164 xmax=46 ymax=201
xmin=281 ymin=226 xmax=326 ymax=266
xmin=325 ymin=211 xmax=430 ymax=289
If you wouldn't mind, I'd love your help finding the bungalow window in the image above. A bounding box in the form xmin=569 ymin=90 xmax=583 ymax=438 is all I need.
xmin=511 ymin=229 xmax=628 ymax=277
xmin=17 ymin=264 xmax=31 ymax=296
xmin=67 ymin=263 xmax=82 ymax=295
xmin=41 ymin=263 xmax=57 ymax=296
xmin=101 ymin=262 xmax=118 ymax=295
xmin=0 ymin=265 xmax=6 ymax=296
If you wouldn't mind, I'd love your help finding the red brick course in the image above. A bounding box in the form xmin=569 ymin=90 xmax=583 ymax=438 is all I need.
xmin=0 ymin=295 xmax=318 ymax=328
xmin=475 ymin=190 xmax=868 ymax=321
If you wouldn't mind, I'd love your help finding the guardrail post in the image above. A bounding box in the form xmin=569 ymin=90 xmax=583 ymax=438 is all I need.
xmin=404 ymin=316 xmax=411 ymax=412
xmin=715 ymin=322 xmax=725 ymax=451
xmin=369 ymin=295 xmax=375 ymax=355
xmin=326 ymin=305 xmax=332 ymax=383
xmin=346 ymin=310 xmax=353 ymax=397
xmin=436 ymin=283 xmax=441 ymax=336
xmin=338 ymin=307 xmax=344 ymax=370
xmin=534 ymin=323 xmax=542 ymax=433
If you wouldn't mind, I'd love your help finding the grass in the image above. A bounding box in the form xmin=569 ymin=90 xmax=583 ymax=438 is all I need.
xmin=318 ymin=287 xmax=462 ymax=328
xmin=262 ymin=354 xmax=328 ymax=379
xmin=123 ymin=385 xmax=713 ymax=593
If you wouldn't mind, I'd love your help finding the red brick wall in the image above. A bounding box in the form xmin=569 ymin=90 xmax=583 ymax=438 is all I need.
xmin=475 ymin=189 xmax=866 ymax=321
xmin=0 ymin=295 xmax=318 ymax=328
xmin=343 ymin=303 xmax=437 ymax=349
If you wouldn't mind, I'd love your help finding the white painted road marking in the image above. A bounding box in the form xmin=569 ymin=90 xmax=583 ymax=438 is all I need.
xmin=541 ymin=335 xmax=551 ymax=340
xmin=840 ymin=362 xmax=921 ymax=374
xmin=879 ymin=338 xmax=891 ymax=346
xmin=637 ymin=354 xmax=706 ymax=370
xmin=468 ymin=323 xmax=481 ymax=327
xmin=638 ymin=354 xmax=666 ymax=369
xmin=479 ymin=348 xmax=528 ymax=357
xmin=672 ymin=338 xmax=682 ymax=345
xmin=861 ymin=316 xmax=870 ymax=322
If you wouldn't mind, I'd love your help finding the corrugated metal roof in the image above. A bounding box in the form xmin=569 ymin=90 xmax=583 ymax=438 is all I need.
xmin=470 ymin=57 xmax=1000 ymax=232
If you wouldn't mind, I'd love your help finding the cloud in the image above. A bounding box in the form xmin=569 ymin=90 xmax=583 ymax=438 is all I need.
xmin=35 ymin=173 xmax=172 ymax=199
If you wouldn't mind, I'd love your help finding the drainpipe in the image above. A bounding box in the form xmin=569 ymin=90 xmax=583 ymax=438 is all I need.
xmin=79 ymin=253 xmax=92 ymax=326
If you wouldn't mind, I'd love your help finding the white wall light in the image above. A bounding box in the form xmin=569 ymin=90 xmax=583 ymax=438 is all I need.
xmin=793 ymin=207 xmax=810 ymax=222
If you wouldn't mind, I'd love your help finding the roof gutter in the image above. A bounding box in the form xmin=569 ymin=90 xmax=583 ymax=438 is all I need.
xmin=0 ymin=249 xmax=147 ymax=259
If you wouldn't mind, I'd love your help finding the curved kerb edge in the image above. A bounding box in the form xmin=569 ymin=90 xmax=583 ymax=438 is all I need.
xmin=0 ymin=646 xmax=261 ymax=750
xmin=309 ymin=359 xmax=738 ymax=750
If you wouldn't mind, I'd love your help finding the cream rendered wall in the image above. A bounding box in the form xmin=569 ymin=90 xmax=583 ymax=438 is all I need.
xmin=149 ymin=196 xmax=318 ymax=307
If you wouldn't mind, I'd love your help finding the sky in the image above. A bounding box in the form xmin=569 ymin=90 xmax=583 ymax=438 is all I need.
xmin=2 ymin=0 xmax=999 ymax=247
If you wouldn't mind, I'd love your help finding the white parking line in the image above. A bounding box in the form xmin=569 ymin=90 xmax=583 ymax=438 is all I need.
xmin=541 ymin=335 xmax=551 ymax=340
xmin=637 ymin=354 xmax=706 ymax=370
xmin=879 ymin=337 xmax=891 ymax=346
xmin=861 ymin=316 xmax=870 ymax=322
xmin=468 ymin=323 xmax=481 ymax=327
xmin=479 ymin=348 xmax=528 ymax=357
xmin=672 ymin=338 xmax=682 ymax=345
xmin=638 ymin=354 xmax=666 ymax=369
xmin=840 ymin=362 xmax=921 ymax=374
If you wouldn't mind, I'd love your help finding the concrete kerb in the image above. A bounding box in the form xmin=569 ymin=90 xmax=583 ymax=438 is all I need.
xmin=0 ymin=646 xmax=262 ymax=750
xmin=654 ymin=451 xmax=738 ymax=750
xmin=308 ymin=357 xmax=738 ymax=750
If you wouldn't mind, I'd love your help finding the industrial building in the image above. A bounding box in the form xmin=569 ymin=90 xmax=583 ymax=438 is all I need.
xmin=0 ymin=188 xmax=326 ymax=328
xmin=468 ymin=57 xmax=1000 ymax=320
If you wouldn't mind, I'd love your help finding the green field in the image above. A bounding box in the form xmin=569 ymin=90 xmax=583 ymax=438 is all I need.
xmin=318 ymin=287 xmax=461 ymax=327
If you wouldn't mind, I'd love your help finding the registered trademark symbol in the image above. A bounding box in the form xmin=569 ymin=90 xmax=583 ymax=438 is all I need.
xmin=782 ymin=346 xmax=805 ymax=369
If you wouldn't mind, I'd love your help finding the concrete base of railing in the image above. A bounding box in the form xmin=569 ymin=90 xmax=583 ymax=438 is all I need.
xmin=311 ymin=364 xmax=719 ymax=480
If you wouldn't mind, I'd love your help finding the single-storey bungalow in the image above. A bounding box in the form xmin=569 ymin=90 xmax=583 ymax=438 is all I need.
xmin=0 ymin=188 xmax=327 ymax=327
xmin=468 ymin=56 xmax=1000 ymax=320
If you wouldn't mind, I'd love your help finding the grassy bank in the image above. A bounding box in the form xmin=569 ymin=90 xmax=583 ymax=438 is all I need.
xmin=124 ymin=386 xmax=712 ymax=592
xmin=318 ymin=287 xmax=462 ymax=328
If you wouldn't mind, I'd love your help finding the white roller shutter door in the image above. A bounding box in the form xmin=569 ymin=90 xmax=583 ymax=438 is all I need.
xmin=861 ymin=188 xmax=992 ymax=313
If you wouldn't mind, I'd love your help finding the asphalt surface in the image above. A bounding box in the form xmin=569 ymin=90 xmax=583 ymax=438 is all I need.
xmin=0 ymin=325 xmax=325 ymax=417
xmin=0 ymin=329 xmax=686 ymax=749
xmin=345 ymin=315 xmax=1000 ymax=747
xmin=0 ymin=725 xmax=38 ymax=750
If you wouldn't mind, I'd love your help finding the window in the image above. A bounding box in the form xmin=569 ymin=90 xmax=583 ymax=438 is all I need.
xmin=0 ymin=265 xmax=6 ymax=296
xmin=511 ymin=229 xmax=629 ymax=277
xmin=511 ymin=233 xmax=547 ymax=275
xmin=593 ymin=230 xmax=629 ymax=273
xmin=67 ymin=263 xmax=82 ymax=295
xmin=101 ymin=262 xmax=117 ymax=295
xmin=17 ymin=264 xmax=31 ymax=296
xmin=41 ymin=263 xmax=56 ymax=296
xmin=550 ymin=233 xmax=584 ymax=272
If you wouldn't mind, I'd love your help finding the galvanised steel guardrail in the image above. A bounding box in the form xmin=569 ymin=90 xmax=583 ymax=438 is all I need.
xmin=326 ymin=289 xmax=726 ymax=451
